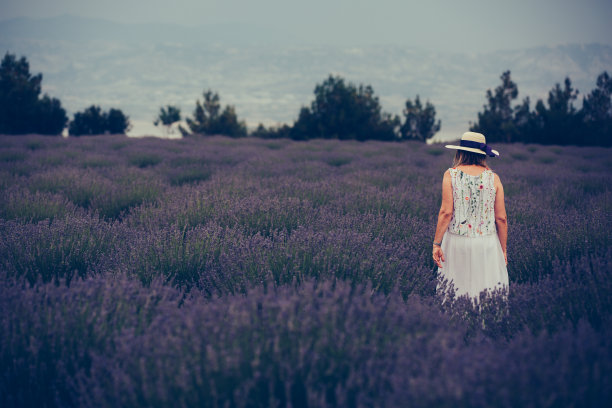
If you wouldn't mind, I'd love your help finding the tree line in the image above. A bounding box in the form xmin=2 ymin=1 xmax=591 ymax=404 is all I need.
xmin=471 ymin=71 xmax=611 ymax=146
xmin=0 ymin=53 xmax=130 ymax=136
xmin=0 ymin=52 xmax=440 ymax=141
xmin=163 ymin=75 xmax=440 ymax=142
xmin=2 ymin=52 xmax=610 ymax=145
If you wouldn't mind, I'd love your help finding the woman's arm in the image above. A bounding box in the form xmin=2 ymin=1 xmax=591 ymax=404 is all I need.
xmin=433 ymin=170 xmax=453 ymax=268
xmin=493 ymin=173 xmax=508 ymax=264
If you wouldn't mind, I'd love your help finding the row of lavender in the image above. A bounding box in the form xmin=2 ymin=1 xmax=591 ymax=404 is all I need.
xmin=1 ymin=135 xmax=611 ymax=406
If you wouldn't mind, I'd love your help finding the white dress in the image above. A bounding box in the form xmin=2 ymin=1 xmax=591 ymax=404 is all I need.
xmin=437 ymin=168 xmax=509 ymax=300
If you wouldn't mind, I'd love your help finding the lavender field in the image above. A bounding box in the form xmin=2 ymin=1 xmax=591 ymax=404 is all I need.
xmin=1 ymin=134 xmax=611 ymax=407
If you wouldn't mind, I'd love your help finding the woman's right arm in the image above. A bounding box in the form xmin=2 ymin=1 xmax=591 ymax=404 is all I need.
xmin=493 ymin=174 xmax=508 ymax=264
xmin=432 ymin=170 xmax=453 ymax=268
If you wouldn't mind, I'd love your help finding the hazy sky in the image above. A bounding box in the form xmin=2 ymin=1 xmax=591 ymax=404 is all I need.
xmin=2 ymin=0 xmax=612 ymax=51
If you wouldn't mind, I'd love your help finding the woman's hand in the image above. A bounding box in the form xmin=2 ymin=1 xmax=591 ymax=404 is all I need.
xmin=433 ymin=245 xmax=445 ymax=268
xmin=503 ymin=249 xmax=507 ymax=265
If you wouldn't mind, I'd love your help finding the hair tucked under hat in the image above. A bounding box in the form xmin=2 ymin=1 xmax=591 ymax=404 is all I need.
xmin=452 ymin=150 xmax=489 ymax=168
xmin=445 ymin=132 xmax=499 ymax=157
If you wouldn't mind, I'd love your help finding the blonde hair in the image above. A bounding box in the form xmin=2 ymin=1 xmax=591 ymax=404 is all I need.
xmin=452 ymin=150 xmax=489 ymax=168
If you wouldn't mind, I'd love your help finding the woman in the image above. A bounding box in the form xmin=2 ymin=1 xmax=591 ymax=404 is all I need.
xmin=432 ymin=131 xmax=508 ymax=300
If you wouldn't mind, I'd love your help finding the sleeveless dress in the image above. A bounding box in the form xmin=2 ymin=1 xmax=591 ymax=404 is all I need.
xmin=437 ymin=168 xmax=509 ymax=300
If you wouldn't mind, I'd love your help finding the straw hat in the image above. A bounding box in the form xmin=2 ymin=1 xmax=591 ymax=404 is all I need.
xmin=445 ymin=132 xmax=499 ymax=157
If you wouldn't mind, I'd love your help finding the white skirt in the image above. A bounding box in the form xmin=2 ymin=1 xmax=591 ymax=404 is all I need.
xmin=436 ymin=231 xmax=509 ymax=300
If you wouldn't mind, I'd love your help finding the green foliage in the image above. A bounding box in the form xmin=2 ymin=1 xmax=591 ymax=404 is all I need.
xmin=0 ymin=215 xmax=119 ymax=285
xmin=0 ymin=189 xmax=80 ymax=223
xmin=95 ymin=180 xmax=161 ymax=219
xmin=0 ymin=151 xmax=26 ymax=162
xmin=581 ymin=72 xmax=612 ymax=146
xmin=26 ymin=167 xmax=161 ymax=220
xmin=154 ymin=105 xmax=181 ymax=126
xmin=26 ymin=141 xmax=44 ymax=151
xmin=325 ymin=157 xmax=352 ymax=167
xmin=399 ymin=95 xmax=441 ymax=141
xmin=154 ymin=105 xmax=181 ymax=136
xmin=34 ymin=95 xmax=69 ymax=135
xmin=0 ymin=53 xmax=67 ymax=135
xmin=290 ymin=75 xmax=400 ymax=141
xmin=529 ymin=77 xmax=581 ymax=145
xmin=168 ymin=168 xmax=212 ymax=186
xmin=426 ymin=148 xmax=444 ymax=156
xmin=472 ymin=70 xmax=612 ymax=146
xmin=107 ymin=108 xmax=131 ymax=134
xmin=80 ymin=157 xmax=115 ymax=168
xmin=69 ymin=106 xmax=106 ymax=135
xmin=182 ymin=90 xmax=247 ymax=138
xmin=69 ymin=105 xmax=131 ymax=136
xmin=111 ymin=142 xmax=129 ymax=150
xmin=536 ymin=156 xmax=557 ymax=164
xmin=249 ymin=76 xmax=440 ymax=143
xmin=250 ymin=123 xmax=292 ymax=139
xmin=470 ymin=71 xmax=524 ymax=143
xmin=127 ymin=153 xmax=162 ymax=168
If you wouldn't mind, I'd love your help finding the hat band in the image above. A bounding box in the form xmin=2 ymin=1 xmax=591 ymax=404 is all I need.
xmin=460 ymin=140 xmax=496 ymax=157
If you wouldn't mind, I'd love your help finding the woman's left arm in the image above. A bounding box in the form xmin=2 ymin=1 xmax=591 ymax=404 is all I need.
xmin=433 ymin=170 xmax=453 ymax=268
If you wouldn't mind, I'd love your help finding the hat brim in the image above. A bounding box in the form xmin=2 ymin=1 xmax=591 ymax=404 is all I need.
xmin=444 ymin=145 xmax=499 ymax=157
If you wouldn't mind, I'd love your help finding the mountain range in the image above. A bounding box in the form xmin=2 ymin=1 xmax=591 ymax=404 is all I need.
xmin=1 ymin=15 xmax=611 ymax=140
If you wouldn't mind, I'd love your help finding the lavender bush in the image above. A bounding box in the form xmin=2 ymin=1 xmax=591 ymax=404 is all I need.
xmin=2 ymin=274 xmax=610 ymax=407
xmin=1 ymin=134 xmax=611 ymax=406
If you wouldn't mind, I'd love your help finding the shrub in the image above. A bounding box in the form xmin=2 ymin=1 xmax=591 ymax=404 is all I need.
xmin=167 ymin=167 xmax=212 ymax=186
xmin=127 ymin=153 xmax=162 ymax=168
xmin=250 ymin=123 xmax=292 ymax=139
xmin=1 ymin=134 xmax=611 ymax=407
xmin=426 ymin=148 xmax=444 ymax=156
xmin=0 ymin=150 xmax=26 ymax=162
xmin=0 ymin=53 xmax=67 ymax=135
xmin=2 ymin=275 xmax=610 ymax=408
xmin=0 ymin=188 xmax=81 ymax=222
xmin=291 ymin=75 xmax=399 ymax=141
xmin=325 ymin=157 xmax=352 ymax=167
xmin=182 ymin=90 xmax=247 ymax=137
xmin=0 ymin=215 xmax=120 ymax=285
xmin=69 ymin=105 xmax=131 ymax=136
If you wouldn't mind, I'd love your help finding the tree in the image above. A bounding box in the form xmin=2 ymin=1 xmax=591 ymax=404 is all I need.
xmin=69 ymin=106 xmax=106 ymax=136
xmin=69 ymin=105 xmax=130 ymax=136
xmin=251 ymin=123 xmax=291 ymax=139
xmin=399 ymin=95 xmax=441 ymax=141
xmin=0 ymin=52 xmax=67 ymax=135
xmin=291 ymin=75 xmax=399 ymax=141
xmin=290 ymin=107 xmax=316 ymax=141
xmin=512 ymin=97 xmax=531 ymax=130
xmin=34 ymin=95 xmax=70 ymax=135
xmin=531 ymin=77 xmax=579 ymax=145
xmin=182 ymin=90 xmax=247 ymax=137
xmin=582 ymin=72 xmax=612 ymax=122
xmin=581 ymin=71 xmax=611 ymax=146
xmin=154 ymin=105 xmax=181 ymax=136
xmin=107 ymin=108 xmax=131 ymax=134
xmin=470 ymin=71 xmax=521 ymax=143
xmin=471 ymin=70 xmax=611 ymax=146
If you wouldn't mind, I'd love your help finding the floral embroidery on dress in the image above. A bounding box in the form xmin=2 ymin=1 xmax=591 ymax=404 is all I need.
xmin=448 ymin=168 xmax=496 ymax=237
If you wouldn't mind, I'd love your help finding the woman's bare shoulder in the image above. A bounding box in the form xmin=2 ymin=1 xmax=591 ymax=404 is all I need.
xmin=492 ymin=171 xmax=503 ymax=187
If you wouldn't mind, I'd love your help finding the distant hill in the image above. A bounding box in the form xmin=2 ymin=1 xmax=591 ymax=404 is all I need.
xmin=1 ymin=15 xmax=611 ymax=140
